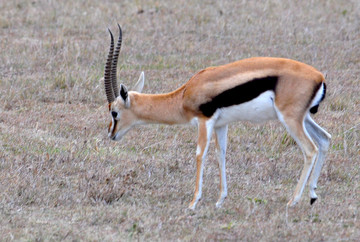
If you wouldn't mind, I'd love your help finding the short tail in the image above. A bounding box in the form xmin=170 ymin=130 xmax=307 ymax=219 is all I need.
xmin=309 ymin=82 xmax=326 ymax=114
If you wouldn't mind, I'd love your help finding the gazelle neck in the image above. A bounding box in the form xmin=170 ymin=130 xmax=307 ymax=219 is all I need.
xmin=130 ymin=86 xmax=189 ymax=125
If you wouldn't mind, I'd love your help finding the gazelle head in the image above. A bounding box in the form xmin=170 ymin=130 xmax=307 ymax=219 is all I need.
xmin=104 ymin=24 xmax=145 ymax=141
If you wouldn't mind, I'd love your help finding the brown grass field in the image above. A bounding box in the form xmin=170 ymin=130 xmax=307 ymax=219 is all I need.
xmin=1 ymin=0 xmax=359 ymax=240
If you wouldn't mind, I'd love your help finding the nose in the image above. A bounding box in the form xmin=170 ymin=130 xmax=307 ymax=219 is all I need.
xmin=111 ymin=111 xmax=117 ymax=119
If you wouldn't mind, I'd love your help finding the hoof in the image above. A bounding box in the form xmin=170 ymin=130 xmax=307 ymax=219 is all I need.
xmin=310 ymin=197 xmax=317 ymax=205
xmin=188 ymin=198 xmax=200 ymax=210
xmin=287 ymin=198 xmax=298 ymax=207
xmin=215 ymin=200 xmax=224 ymax=208
xmin=215 ymin=196 xmax=227 ymax=208
xmin=188 ymin=205 xmax=195 ymax=210
xmin=188 ymin=203 xmax=196 ymax=210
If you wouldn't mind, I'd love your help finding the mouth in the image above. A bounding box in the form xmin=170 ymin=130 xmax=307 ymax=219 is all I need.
xmin=109 ymin=132 xmax=118 ymax=141
xmin=109 ymin=131 xmax=125 ymax=141
xmin=109 ymin=127 xmax=131 ymax=142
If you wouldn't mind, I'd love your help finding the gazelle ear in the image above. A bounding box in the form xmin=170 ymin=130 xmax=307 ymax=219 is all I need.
xmin=132 ymin=71 xmax=145 ymax=93
xmin=120 ymin=84 xmax=130 ymax=108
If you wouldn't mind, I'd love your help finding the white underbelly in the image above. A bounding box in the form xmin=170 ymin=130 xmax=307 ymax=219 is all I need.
xmin=215 ymin=91 xmax=277 ymax=127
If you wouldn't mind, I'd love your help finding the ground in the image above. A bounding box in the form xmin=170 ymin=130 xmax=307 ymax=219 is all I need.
xmin=0 ymin=0 xmax=359 ymax=240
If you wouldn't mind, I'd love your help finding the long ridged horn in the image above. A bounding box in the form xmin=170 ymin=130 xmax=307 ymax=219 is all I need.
xmin=111 ymin=24 xmax=122 ymax=98
xmin=104 ymin=29 xmax=115 ymax=104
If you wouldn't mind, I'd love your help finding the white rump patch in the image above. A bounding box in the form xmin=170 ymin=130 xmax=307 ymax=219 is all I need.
xmin=310 ymin=83 xmax=324 ymax=108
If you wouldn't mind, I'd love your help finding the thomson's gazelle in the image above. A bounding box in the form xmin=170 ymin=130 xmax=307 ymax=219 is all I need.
xmin=103 ymin=25 xmax=331 ymax=210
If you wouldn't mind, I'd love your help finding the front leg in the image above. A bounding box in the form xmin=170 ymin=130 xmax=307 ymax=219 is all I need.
xmin=188 ymin=118 xmax=215 ymax=210
xmin=215 ymin=125 xmax=228 ymax=208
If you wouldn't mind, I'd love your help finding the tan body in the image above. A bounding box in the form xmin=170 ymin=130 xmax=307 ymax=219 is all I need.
xmin=116 ymin=57 xmax=323 ymax=124
xmin=183 ymin=57 xmax=324 ymax=115
xmin=104 ymin=27 xmax=331 ymax=210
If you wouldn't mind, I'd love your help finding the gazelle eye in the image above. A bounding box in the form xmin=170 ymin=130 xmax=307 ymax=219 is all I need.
xmin=111 ymin=111 xmax=118 ymax=119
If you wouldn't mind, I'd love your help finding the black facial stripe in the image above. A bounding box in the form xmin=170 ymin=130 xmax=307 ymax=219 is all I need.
xmin=111 ymin=119 xmax=117 ymax=135
xmin=199 ymin=76 xmax=278 ymax=117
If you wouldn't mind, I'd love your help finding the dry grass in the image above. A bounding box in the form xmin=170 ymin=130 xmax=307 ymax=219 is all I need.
xmin=1 ymin=0 xmax=359 ymax=240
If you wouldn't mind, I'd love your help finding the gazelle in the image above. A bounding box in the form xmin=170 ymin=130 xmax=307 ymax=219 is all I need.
xmin=103 ymin=25 xmax=331 ymax=210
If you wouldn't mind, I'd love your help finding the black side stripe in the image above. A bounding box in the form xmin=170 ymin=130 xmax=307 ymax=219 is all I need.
xmin=199 ymin=76 xmax=278 ymax=117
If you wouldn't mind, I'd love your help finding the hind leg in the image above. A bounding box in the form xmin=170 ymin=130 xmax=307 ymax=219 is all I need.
xmin=276 ymin=109 xmax=319 ymax=207
xmin=305 ymin=115 xmax=331 ymax=204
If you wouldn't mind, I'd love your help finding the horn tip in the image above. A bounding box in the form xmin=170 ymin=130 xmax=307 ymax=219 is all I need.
xmin=108 ymin=28 xmax=114 ymax=39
